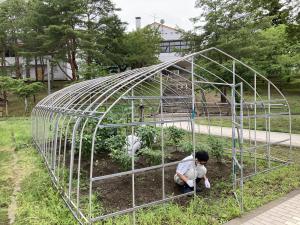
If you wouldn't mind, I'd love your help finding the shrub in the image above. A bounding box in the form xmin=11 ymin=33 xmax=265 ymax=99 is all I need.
xmin=207 ymin=136 xmax=225 ymax=162
xmin=167 ymin=126 xmax=185 ymax=146
xmin=78 ymin=118 xmax=119 ymax=156
xmin=196 ymin=142 xmax=211 ymax=152
xmin=179 ymin=141 xmax=211 ymax=154
xmin=109 ymin=149 xmax=135 ymax=171
xmin=179 ymin=141 xmax=193 ymax=153
xmin=136 ymin=126 xmax=159 ymax=148
xmin=105 ymin=134 xmax=126 ymax=152
xmin=139 ymin=147 xmax=162 ymax=165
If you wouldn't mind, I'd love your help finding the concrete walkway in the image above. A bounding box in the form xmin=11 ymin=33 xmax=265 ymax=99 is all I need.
xmin=225 ymin=190 xmax=300 ymax=225
xmin=171 ymin=122 xmax=300 ymax=147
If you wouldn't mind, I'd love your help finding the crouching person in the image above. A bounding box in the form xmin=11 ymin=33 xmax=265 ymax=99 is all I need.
xmin=174 ymin=151 xmax=210 ymax=194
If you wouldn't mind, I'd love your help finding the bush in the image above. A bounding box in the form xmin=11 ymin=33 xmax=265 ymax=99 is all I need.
xmin=109 ymin=149 xmax=135 ymax=171
xmin=196 ymin=142 xmax=211 ymax=152
xmin=136 ymin=126 xmax=159 ymax=148
xmin=179 ymin=141 xmax=193 ymax=153
xmin=207 ymin=136 xmax=225 ymax=162
xmin=139 ymin=147 xmax=162 ymax=165
xmin=78 ymin=118 xmax=119 ymax=156
xmin=167 ymin=126 xmax=185 ymax=146
xmin=105 ymin=134 xmax=126 ymax=152
xmin=179 ymin=141 xmax=211 ymax=154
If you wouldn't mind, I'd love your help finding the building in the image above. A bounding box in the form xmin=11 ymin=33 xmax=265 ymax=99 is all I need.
xmin=146 ymin=20 xmax=189 ymax=63
xmin=1 ymin=49 xmax=72 ymax=81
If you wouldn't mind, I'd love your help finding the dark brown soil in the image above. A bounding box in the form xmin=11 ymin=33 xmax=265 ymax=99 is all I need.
xmin=77 ymin=150 xmax=233 ymax=214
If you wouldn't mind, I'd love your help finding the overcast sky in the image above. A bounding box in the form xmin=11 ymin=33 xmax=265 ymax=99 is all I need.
xmin=113 ymin=0 xmax=200 ymax=32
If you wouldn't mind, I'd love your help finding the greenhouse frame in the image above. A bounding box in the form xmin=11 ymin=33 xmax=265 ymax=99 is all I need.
xmin=32 ymin=47 xmax=292 ymax=224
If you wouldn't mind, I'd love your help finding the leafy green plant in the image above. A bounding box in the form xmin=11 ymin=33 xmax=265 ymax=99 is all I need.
xmin=109 ymin=149 xmax=134 ymax=171
xmin=167 ymin=126 xmax=185 ymax=147
xmin=78 ymin=118 xmax=119 ymax=156
xmin=136 ymin=126 xmax=159 ymax=148
xmin=139 ymin=147 xmax=162 ymax=165
xmin=179 ymin=141 xmax=211 ymax=154
xmin=207 ymin=136 xmax=225 ymax=162
xmin=105 ymin=134 xmax=126 ymax=151
xmin=179 ymin=141 xmax=193 ymax=153
xmin=196 ymin=142 xmax=211 ymax=152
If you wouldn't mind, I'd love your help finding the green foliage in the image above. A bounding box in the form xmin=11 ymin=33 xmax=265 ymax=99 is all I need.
xmin=105 ymin=134 xmax=126 ymax=152
xmin=136 ymin=126 xmax=159 ymax=148
xmin=119 ymin=27 xmax=161 ymax=70
xmin=196 ymin=142 xmax=211 ymax=152
xmin=1 ymin=118 xmax=300 ymax=224
xmin=78 ymin=62 xmax=108 ymax=80
xmin=139 ymin=147 xmax=162 ymax=165
xmin=109 ymin=149 xmax=133 ymax=171
xmin=186 ymin=0 xmax=300 ymax=87
xmin=0 ymin=76 xmax=18 ymax=94
xmin=12 ymin=80 xmax=43 ymax=98
xmin=179 ymin=141 xmax=211 ymax=154
xmin=179 ymin=141 xmax=193 ymax=153
xmin=167 ymin=126 xmax=185 ymax=146
xmin=207 ymin=136 xmax=225 ymax=162
xmin=78 ymin=118 xmax=118 ymax=156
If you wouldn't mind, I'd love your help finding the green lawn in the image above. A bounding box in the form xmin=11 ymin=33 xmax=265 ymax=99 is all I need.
xmin=0 ymin=118 xmax=300 ymax=224
xmin=196 ymin=115 xmax=300 ymax=134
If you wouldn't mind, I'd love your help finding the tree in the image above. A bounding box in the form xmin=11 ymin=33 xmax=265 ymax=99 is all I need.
xmin=119 ymin=27 xmax=161 ymax=71
xmin=12 ymin=80 xmax=43 ymax=113
xmin=187 ymin=0 xmax=295 ymax=100
xmin=0 ymin=76 xmax=18 ymax=116
xmin=0 ymin=0 xmax=28 ymax=78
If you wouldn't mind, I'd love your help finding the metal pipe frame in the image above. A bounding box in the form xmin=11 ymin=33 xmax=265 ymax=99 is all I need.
xmin=31 ymin=48 xmax=292 ymax=224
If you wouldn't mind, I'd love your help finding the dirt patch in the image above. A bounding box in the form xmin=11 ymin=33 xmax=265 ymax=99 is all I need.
xmin=77 ymin=151 xmax=233 ymax=215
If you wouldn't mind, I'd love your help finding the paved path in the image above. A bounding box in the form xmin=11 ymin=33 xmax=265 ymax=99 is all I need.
xmin=225 ymin=190 xmax=300 ymax=225
xmin=170 ymin=122 xmax=300 ymax=147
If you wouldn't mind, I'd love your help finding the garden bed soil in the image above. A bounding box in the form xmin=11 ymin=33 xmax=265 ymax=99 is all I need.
xmin=79 ymin=150 xmax=233 ymax=215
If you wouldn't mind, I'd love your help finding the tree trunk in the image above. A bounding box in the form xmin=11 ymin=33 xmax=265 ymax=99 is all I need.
xmin=33 ymin=95 xmax=36 ymax=104
xmin=200 ymin=89 xmax=208 ymax=116
xmin=34 ymin=57 xmax=38 ymax=81
xmin=40 ymin=57 xmax=45 ymax=82
xmin=25 ymin=57 xmax=30 ymax=78
xmin=3 ymin=91 xmax=8 ymax=116
xmin=24 ymin=96 xmax=28 ymax=113
xmin=221 ymin=86 xmax=227 ymax=103
xmin=51 ymin=60 xmax=54 ymax=82
xmin=68 ymin=50 xmax=78 ymax=80
xmin=15 ymin=55 xmax=21 ymax=78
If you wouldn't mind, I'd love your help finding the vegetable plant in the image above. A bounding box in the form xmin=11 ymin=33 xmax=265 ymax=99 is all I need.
xmin=207 ymin=136 xmax=225 ymax=162
xmin=136 ymin=126 xmax=159 ymax=148
xmin=139 ymin=147 xmax=162 ymax=165
xmin=167 ymin=126 xmax=185 ymax=148
xmin=109 ymin=149 xmax=135 ymax=171
xmin=179 ymin=141 xmax=211 ymax=154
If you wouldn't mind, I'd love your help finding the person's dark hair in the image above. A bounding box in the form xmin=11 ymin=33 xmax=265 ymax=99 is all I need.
xmin=195 ymin=151 xmax=209 ymax=162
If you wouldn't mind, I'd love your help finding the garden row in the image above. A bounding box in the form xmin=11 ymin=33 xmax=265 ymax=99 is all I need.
xmin=72 ymin=120 xmax=226 ymax=170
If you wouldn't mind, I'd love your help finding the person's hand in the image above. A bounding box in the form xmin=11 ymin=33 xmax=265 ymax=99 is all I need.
xmin=186 ymin=180 xmax=194 ymax=188
xmin=204 ymin=178 xmax=210 ymax=189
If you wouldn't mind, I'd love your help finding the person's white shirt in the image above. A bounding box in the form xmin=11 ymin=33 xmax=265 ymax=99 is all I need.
xmin=126 ymin=134 xmax=141 ymax=155
xmin=174 ymin=154 xmax=207 ymax=185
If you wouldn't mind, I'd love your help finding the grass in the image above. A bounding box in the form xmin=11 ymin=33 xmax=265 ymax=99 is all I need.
xmin=196 ymin=115 xmax=300 ymax=134
xmin=102 ymin=164 xmax=300 ymax=225
xmin=0 ymin=149 xmax=14 ymax=224
xmin=0 ymin=118 xmax=300 ymax=224
xmin=0 ymin=118 xmax=76 ymax=225
xmin=2 ymin=81 xmax=72 ymax=117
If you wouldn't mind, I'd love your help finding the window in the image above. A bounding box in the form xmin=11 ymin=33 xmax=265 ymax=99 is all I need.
xmin=5 ymin=49 xmax=15 ymax=57
xmin=160 ymin=40 xmax=189 ymax=53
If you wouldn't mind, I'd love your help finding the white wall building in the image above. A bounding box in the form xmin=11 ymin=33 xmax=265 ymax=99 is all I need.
xmin=147 ymin=21 xmax=189 ymax=63
xmin=1 ymin=50 xmax=72 ymax=81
